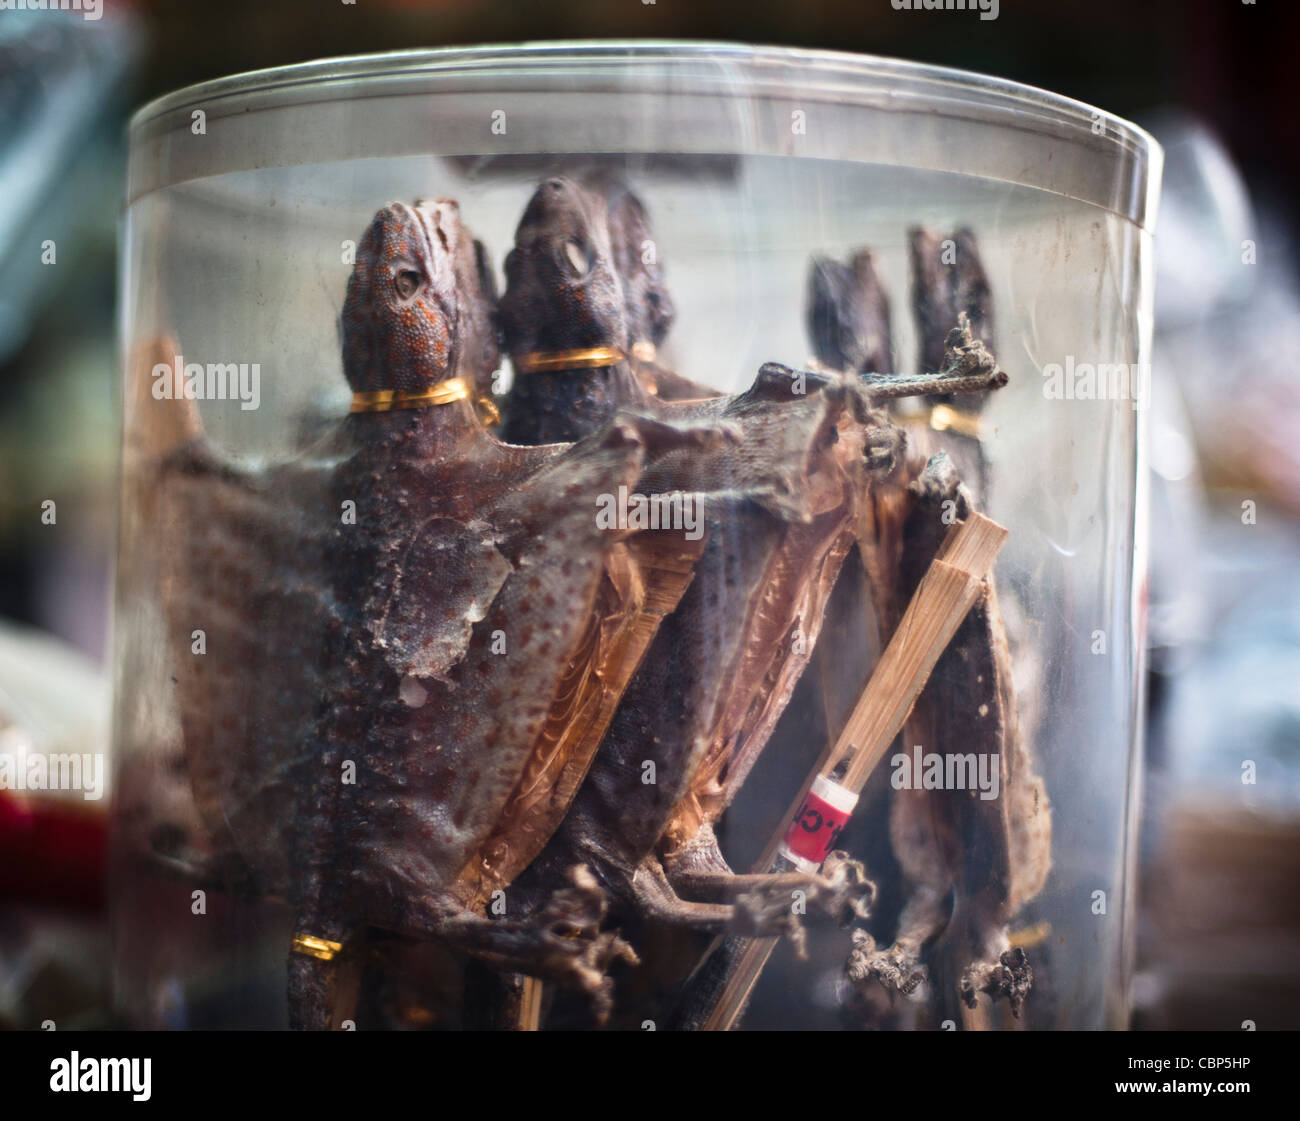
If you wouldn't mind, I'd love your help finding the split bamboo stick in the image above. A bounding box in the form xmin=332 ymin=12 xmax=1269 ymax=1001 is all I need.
xmin=695 ymin=512 xmax=1008 ymax=1031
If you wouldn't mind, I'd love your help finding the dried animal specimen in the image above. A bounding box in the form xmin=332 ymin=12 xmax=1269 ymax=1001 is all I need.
xmin=815 ymin=231 xmax=1050 ymax=1024
xmin=499 ymin=178 xmax=1007 ymax=957
xmin=498 ymin=178 xmax=879 ymax=934
xmin=806 ymin=249 xmax=893 ymax=377
xmin=156 ymin=198 xmax=716 ymax=1027
xmin=498 ymin=175 xmax=713 ymax=448
xmin=666 ymin=318 xmax=1015 ymax=1032
xmin=592 ymin=173 xmax=718 ymax=401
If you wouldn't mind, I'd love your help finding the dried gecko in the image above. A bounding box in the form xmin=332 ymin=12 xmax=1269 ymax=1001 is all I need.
xmin=666 ymin=317 xmax=1015 ymax=1033
xmin=156 ymin=199 xmax=719 ymax=1027
xmin=806 ymin=249 xmax=893 ymax=378
xmin=812 ymin=233 xmax=1050 ymax=1023
xmin=499 ymin=178 xmax=1008 ymax=954
xmin=498 ymin=176 xmax=716 ymax=448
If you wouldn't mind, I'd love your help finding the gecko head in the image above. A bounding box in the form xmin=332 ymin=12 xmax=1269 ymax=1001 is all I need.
xmin=342 ymin=200 xmax=461 ymax=393
xmin=597 ymin=177 xmax=675 ymax=348
xmin=499 ymin=176 xmax=627 ymax=360
xmin=806 ymin=256 xmax=856 ymax=372
xmin=806 ymin=251 xmax=889 ymax=376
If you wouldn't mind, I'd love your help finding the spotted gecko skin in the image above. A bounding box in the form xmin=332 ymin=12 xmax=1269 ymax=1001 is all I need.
xmin=342 ymin=198 xmax=500 ymax=398
xmin=342 ymin=200 xmax=460 ymax=393
xmin=497 ymin=177 xmax=887 ymax=949
xmin=164 ymin=199 xmax=720 ymax=1027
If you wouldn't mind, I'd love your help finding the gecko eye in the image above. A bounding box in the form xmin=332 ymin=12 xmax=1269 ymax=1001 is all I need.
xmin=561 ymin=239 xmax=591 ymax=278
xmin=394 ymin=269 xmax=421 ymax=299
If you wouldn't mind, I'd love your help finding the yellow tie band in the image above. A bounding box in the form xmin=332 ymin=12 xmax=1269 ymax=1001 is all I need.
xmin=512 ymin=346 xmax=626 ymax=374
xmin=291 ymin=933 xmax=344 ymax=961
xmin=350 ymin=377 xmax=471 ymax=413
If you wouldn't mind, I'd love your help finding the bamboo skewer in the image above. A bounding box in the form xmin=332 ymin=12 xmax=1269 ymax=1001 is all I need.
xmin=516 ymin=976 xmax=544 ymax=1031
xmin=693 ymin=512 xmax=1009 ymax=1031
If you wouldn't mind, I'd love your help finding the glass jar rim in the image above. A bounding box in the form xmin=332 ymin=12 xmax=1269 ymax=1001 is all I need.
xmin=128 ymin=40 xmax=1161 ymax=228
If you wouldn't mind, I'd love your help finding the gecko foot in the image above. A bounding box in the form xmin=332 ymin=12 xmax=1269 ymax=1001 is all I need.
xmin=960 ymin=947 xmax=1033 ymax=1018
xmin=809 ymin=850 xmax=877 ymax=926
xmin=859 ymin=312 xmax=1006 ymax=401
xmin=671 ymin=849 xmax=875 ymax=940
xmin=844 ymin=929 xmax=929 ymax=998
xmin=730 ymin=854 xmax=876 ymax=956
xmin=865 ymin=423 xmax=906 ymax=474
xmin=466 ymin=865 xmax=638 ymax=1024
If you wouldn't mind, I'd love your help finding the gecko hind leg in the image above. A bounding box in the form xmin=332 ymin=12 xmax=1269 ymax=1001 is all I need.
xmin=961 ymin=947 xmax=1033 ymax=1017
xmin=956 ymin=915 xmax=1033 ymax=1018
xmin=844 ymin=884 xmax=951 ymax=999
xmin=422 ymin=866 xmax=638 ymax=1025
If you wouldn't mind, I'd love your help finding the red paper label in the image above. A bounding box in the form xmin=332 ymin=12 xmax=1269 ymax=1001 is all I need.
xmin=782 ymin=787 xmax=852 ymax=866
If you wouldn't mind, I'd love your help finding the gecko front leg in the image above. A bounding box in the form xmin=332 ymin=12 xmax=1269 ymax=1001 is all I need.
xmin=665 ymin=827 xmax=874 ymax=935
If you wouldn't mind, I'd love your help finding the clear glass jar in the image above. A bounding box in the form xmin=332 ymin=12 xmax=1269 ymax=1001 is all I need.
xmin=112 ymin=42 xmax=1160 ymax=1030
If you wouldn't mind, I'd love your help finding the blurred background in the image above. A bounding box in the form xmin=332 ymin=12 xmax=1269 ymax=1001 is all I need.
xmin=0 ymin=0 xmax=1296 ymax=1030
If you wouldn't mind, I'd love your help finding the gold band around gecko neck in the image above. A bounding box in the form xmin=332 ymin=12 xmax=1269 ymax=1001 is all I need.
xmin=350 ymin=377 xmax=471 ymax=413
xmin=513 ymin=346 xmax=626 ymax=374
xmin=291 ymin=933 xmax=344 ymax=961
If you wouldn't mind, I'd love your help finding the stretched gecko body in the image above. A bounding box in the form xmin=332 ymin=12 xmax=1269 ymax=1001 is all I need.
xmin=157 ymin=199 xmax=721 ymax=1026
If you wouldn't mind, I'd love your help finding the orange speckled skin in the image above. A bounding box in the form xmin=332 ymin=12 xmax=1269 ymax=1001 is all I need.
xmin=342 ymin=198 xmax=500 ymax=397
xmin=343 ymin=200 xmax=461 ymax=393
xmin=163 ymin=199 xmax=685 ymax=1028
xmin=286 ymin=200 xmax=655 ymax=1025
